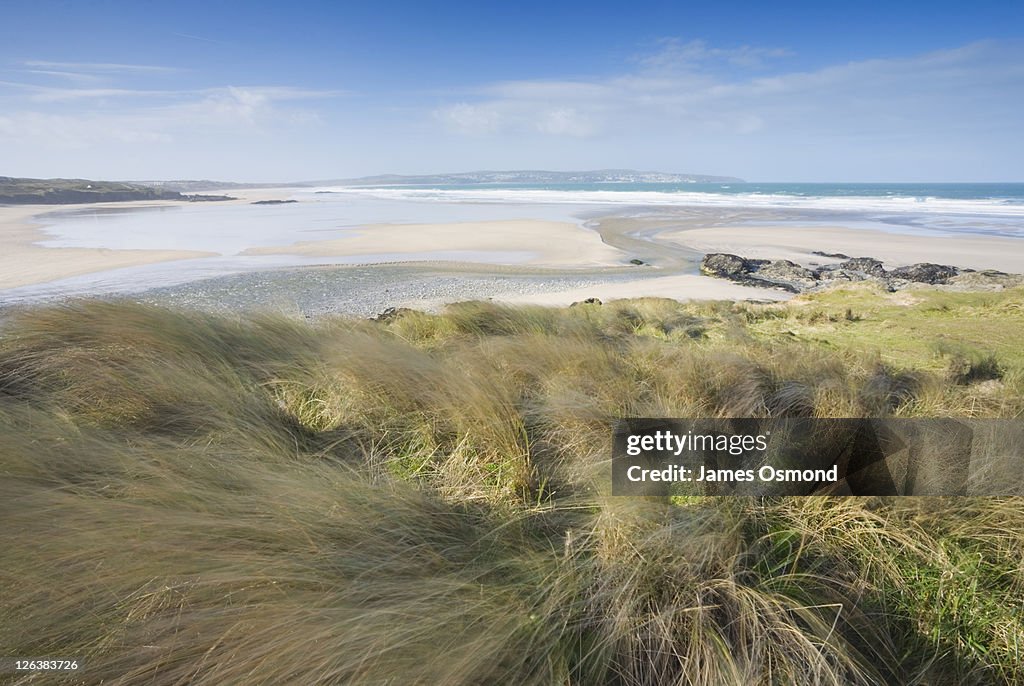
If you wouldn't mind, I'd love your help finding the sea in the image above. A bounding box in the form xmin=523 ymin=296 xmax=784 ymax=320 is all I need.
xmin=332 ymin=181 xmax=1024 ymax=206
xmin=312 ymin=182 xmax=1024 ymax=225
xmin=4 ymin=181 xmax=1023 ymax=303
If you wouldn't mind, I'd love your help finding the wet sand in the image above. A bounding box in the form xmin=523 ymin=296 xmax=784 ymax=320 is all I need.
xmin=661 ymin=224 xmax=1024 ymax=273
xmin=0 ymin=204 xmax=218 ymax=290
xmin=0 ymin=189 xmax=302 ymax=290
xmin=241 ymin=219 xmax=627 ymax=267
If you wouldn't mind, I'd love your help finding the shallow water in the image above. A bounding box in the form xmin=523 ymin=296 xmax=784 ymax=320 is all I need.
xmin=34 ymin=192 xmax=587 ymax=253
xmin=7 ymin=186 xmax=1023 ymax=304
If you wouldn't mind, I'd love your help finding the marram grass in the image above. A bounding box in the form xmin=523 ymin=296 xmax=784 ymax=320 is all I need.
xmin=1 ymin=292 xmax=1023 ymax=685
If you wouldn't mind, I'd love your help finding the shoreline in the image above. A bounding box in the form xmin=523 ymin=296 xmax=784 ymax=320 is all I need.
xmin=0 ymin=189 xmax=297 ymax=291
xmin=0 ymin=204 xmax=218 ymax=291
xmin=2 ymin=195 xmax=1022 ymax=310
xmin=660 ymin=223 xmax=1024 ymax=274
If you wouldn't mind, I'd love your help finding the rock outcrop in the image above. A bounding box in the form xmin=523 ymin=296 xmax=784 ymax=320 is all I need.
xmin=888 ymin=263 xmax=958 ymax=284
xmin=837 ymin=257 xmax=887 ymax=278
xmin=699 ymin=253 xmax=801 ymax=292
xmin=699 ymin=253 xmax=749 ymax=278
xmin=700 ymin=252 xmax=1022 ymax=294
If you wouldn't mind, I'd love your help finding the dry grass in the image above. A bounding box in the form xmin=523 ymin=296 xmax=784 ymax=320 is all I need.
xmin=1 ymin=294 xmax=1022 ymax=685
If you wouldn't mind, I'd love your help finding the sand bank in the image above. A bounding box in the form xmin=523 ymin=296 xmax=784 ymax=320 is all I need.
xmin=0 ymin=204 xmax=218 ymax=290
xmin=241 ymin=219 xmax=626 ymax=267
xmin=0 ymin=189 xmax=300 ymax=290
xmin=660 ymin=225 xmax=1024 ymax=273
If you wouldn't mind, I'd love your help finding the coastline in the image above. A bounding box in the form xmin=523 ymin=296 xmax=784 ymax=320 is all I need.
xmin=0 ymin=189 xmax=295 ymax=291
xmin=3 ymin=192 xmax=1023 ymax=310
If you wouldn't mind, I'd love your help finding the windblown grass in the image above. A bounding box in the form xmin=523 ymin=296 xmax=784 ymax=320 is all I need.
xmin=1 ymin=292 xmax=1022 ymax=684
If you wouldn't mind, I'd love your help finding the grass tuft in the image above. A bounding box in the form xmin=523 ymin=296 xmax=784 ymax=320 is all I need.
xmin=2 ymin=292 xmax=1023 ymax=684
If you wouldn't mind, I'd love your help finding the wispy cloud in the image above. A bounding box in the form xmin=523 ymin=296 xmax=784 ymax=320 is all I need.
xmin=170 ymin=32 xmax=231 ymax=46
xmin=433 ymin=39 xmax=1024 ymax=145
xmin=19 ymin=69 xmax=104 ymax=84
xmin=0 ymin=81 xmax=186 ymax=102
xmin=2 ymin=81 xmax=344 ymax=103
xmin=21 ymin=60 xmax=181 ymax=74
xmin=637 ymin=38 xmax=794 ymax=70
xmin=0 ymin=83 xmax=344 ymax=149
xmin=1 ymin=51 xmax=345 ymax=153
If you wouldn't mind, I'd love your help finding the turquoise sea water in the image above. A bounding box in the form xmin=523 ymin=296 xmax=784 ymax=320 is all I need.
xmin=392 ymin=182 xmax=1024 ymax=203
xmin=314 ymin=182 xmax=1024 ymax=223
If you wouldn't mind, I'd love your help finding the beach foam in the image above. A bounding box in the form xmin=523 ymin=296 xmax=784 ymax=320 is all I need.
xmin=309 ymin=187 xmax=1024 ymax=219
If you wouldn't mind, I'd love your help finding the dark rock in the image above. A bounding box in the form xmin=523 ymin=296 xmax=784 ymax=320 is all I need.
xmin=700 ymin=254 xmax=806 ymax=292
xmin=812 ymin=251 xmax=850 ymax=259
xmin=889 ymin=263 xmax=958 ymax=284
xmin=628 ymin=258 xmax=646 ymax=266
xmin=184 ymin=194 xmax=235 ymax=202
xmin=699 ymin=250 xmax=1016 ymax=296
xmin=251 ymin=199 xmax=299 ymax=205
xmin=756 ymin=259 xmax=818 ymax=286
xmin=838 ymin=257 xmax=887 ymax=277
xmin=815 ymin=268 xmax=866 ymax=283
xmin=700 ymin=253 xmax=751 ymax=277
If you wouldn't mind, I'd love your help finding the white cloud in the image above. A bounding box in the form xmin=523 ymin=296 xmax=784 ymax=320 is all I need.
xmin=0 ymin=111 xmax=172 ymax=148
xmin=0 ymin=52 xmax=346 ymax=166
xmin=0 ymin=84 xmax=342 ymax=148
xmin=534 ymin=107 xmax=598 ymax=137
xmin=430 ymin=39 xmax=1024 ymax=149
xmin=434 ymin=102 xmax=502 ymax=134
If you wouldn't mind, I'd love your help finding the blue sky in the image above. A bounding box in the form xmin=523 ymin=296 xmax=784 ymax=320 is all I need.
xmin=1 ymin=0 xmax=1022 ymax=181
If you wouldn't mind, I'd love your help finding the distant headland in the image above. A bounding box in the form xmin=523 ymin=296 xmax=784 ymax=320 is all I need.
xmin=323 ymin=169 xmax=745 ymax=186
xmin=0 ymin=177 xmax=233 ymax=205
xmin=1 ymin=171 xmax=744 ymax=204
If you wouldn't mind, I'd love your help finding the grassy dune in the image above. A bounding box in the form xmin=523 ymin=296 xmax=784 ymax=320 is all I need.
xmin=2 ymin=287 xmax=1023 ymax=684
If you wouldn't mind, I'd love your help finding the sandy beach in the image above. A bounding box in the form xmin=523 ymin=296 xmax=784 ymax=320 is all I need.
xmin=438 ymin=273 xmax=792 ymax=310
xmin=0 ymin=204 xmax=218 ymax=290
xmin=241 ymin=219 xmax=626 ymax=267
xmin=3 ymin=192 xmax=1023 ymax=310
xmin=0 ymin=188 xmax=300 ymax=291
xmin=661 ymin=224 xmax=1024 ymax=273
